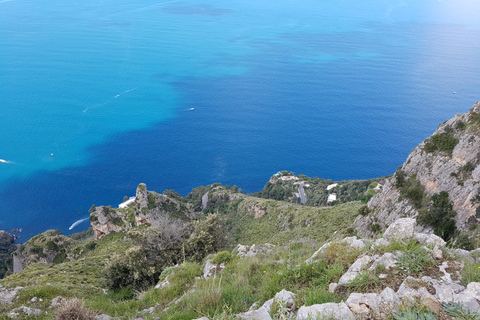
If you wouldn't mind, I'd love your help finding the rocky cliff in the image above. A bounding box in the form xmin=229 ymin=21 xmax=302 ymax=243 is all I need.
xmin=90 ymin=183 xmax=196 ymax=239
xmin=356 ymin=101 xmax=480 ymax=241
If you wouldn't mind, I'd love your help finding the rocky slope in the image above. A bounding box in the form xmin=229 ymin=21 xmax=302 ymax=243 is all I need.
xmin=356 ymin=101 xmax=480 ymax=239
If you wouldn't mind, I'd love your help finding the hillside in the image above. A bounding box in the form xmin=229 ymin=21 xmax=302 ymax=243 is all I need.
xmin=355 ymin=101 xmax=480 ymax=248
xmin=1 ymin=102 xmax=480 ymax=319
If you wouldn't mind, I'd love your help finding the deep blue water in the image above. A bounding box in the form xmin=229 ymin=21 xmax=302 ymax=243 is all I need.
xmin=1 ymin=0 xmax=480 ymax=239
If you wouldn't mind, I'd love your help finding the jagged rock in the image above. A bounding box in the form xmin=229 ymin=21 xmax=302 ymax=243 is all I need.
xmin=372 ymin=238 xmax=390 ymax=248
xmin=236 ymin=308 xmax=272 ymax=320
xmin=368 ymin=252 xmax=397 ymax=271
xmin=8 ymin=306 xmax=42 ymax=318
xmin=454 ymin=282 xmax=480 ymax=310
xmin=397 ymin=277 xmax=422 ymax=302
xmin=379 ymin=287 xmax=401 ymax=312
xmin=273 ymin=289 xmax=296 ymax=309
xmin=140 ymin=306 xmax=156 ymax=315
xmin=418 ymin=289 xmax=442 ymax=314
xmin=346 ymin=293 xmax=380 ymax=315
xmin=155 ymin=279 xmax=170 ymax=289
xmin=338 ymin=255 xmax=373 ymax=285
xmin=296 ymin=302 xmax=355 ymax=320
xmin=342 ymin=237 xmax=366 ymax=250
xmin=414 ymin=233 xmax=446 ymax=247
xmin=203 ymin=259 xmax=224 ymax=279
xmin=432 ymin=247 xmax=443 ymax=260
xmin=0 ymin=286 xmax=24 ymax=305
xmin=236 ymin=243 xmax=275 ymax=259
xmin=50 ymin=296 xmax=66 ymax=307
xmin=451 ymin=249 xmax=474 ymax=262
xmin=306 ymin=237 xmax=365 ymax=264
xmin=356 ymin=102 xmax=480 ymax=236
xmin=95 ymin=314 xmax=113 ymax=320
xmin=383 ymin=218 xmax=416 ymax=241
xmin=329 ymin=283 xmax=338 ymax=293
xmin=438 ymin=261 xmax=454 ymax=284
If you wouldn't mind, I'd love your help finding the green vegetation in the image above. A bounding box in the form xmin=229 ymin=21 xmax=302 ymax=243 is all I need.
xmin=418 ymin=191 xmax=457 ymax=242
xmin=0 ymin=231 xmax=16 ymax=279
xmin=254 ymin=174 xmax=388 ymax=206
xmin=424 ymin=132 xmax=458 ymax=155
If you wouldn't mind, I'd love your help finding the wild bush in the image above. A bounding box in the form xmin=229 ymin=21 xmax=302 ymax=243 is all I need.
xmin=55 ymin=298 xmax=95 ymax=320
xmin=185 ymin=214 xmax=228 ymax=262
xmin=418 ymin=191 xmax=457 ymax=241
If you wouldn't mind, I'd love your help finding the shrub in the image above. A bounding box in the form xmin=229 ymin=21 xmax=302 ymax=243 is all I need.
xmin=418 ymin=191 xmax=457 ymax=241
xmin=212 ymin=251 xmax=234 ymax=265
xmin=424 ymin=133 xmax=458 ymax=155
xmin=370 ymin=224 xmax=381 ymax=233
xmin=55 ymin=298 xmax=95 ymax=320
xmin=358 ymin=205 xmax=368 ymax=216
xmin=185 ymin=214 xmax=228 ymax=262
xmin=460 ymin=261 xmax=480 ymax=286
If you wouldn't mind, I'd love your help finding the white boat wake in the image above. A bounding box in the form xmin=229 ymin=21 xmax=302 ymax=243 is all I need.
xmin=0 ymin=159 xmax=12 ymax=164
xmin=69 ymin=218 xmax=89 ymax=230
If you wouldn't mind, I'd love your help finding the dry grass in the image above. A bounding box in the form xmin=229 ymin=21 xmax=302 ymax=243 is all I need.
xmin=55 ymin=298 xmax=95 ymax=320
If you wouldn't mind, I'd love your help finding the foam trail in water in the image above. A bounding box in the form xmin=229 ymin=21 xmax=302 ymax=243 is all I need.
xmin=114 ymin=87 xmax=138 ymax=98
xmin=0 ymin=159 xmax=12 ymax=164
xmin=69 ymin=217 xmax=89 ymax=230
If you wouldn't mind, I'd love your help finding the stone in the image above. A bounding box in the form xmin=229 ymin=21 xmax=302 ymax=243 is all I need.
xmin=140 ymin=307 xmax=156 ymax=314
xmin=379 ymin=274 xmax=388 ymax=279
xmin=455 ymin=282 xmax=480 ymax=310
xmin=451 ymin=249 xmax=474 ymax=262
xmin=372 ymin=238 xmax=390 ymax=248
xmin=338 ymin=255 xmax=372 ymax=286
xmin=383 ymin=218 xmax=416 ymax=241
xmin=432 ymin=248 xmax=443 ymax=260
xmin=50 ymin=296 xmax=67 ymax=307
xmin=9 ymin=306 xmax=42 ymax=318
xmin=95 ymin=315 xmax=113 ymax=320
xmin=397 ymin=277 xmax=420 ymax=302
xmin=296 ymin=302 xmax=355 ymax=320
xmin=379 ymin=287 xmax=401 ymax=312
xmin=418 ymin=289 xmax=442 ymax=314
xmin=273 ymin=289 xmax=296 ymax=309
xmin=342 ymin=236 xmax=366 ymax=250
xmin=329 ymin=283 xmax=338 ymax=293
xmin=346 ymin=293 xmax=380 ymax=315
xmin=368 ymin=253 xmax=397 ymax=271
xmin=236 ymin=308 xmax=272 ymax=320
xmin=203 ymin=259 xmax=224 ymax=279
xmin=155 ymin=279 xmax=170 ymax=289
xmin=414 ymin=233 xmax=446 ymax=247
xmin=0 ymin=286 xmax=24 ymax=305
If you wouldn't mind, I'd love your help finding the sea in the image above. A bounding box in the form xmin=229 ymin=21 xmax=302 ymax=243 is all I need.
xmin=1 ymin=0 xmax=480 ymax=240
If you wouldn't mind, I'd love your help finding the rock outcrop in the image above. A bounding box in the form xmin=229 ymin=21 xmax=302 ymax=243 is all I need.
xmin=356 ymin=101 xmax=480 ymax=237
xmin=90 ymin=183 xmax=196 ymax=239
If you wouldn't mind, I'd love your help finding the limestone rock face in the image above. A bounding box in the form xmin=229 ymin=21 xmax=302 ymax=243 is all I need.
xmin=356 ymin=101 xmax=480 ymax=236
xmin=296 ymin=302 xmax=355 ymax=320
xmin=89 ymin=183 xmax=195 ymax=239
xmin=90 ymin=206 xmax=124 ymax=240
xmin=383 ymin=218 xmax=416 ymax=241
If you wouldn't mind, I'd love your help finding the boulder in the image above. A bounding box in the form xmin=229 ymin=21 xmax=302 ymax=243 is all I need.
xmin=414 ymin=233 xmax=446 ymax=247
xmin=379 ymin=287 xmax=401 ymax=312
xmin=338 ymin=255 xmax=373 ymax=286
xmin=50 ymin=296 xmax=66 ymax=307
xmin=0 ymin=286 xmax=24 ymax=305
xmin=8 ymin=306 xmax=42 ymax=318
xmin=203 ymin=259 xmax=224 ymax=279
xmin=296 ymin=303 xmax=355 ymax=320
xmin=368 ymin=253 xmax=397 ymax=271
xmin=236 ymin=308 xmax=272 ymax=320
xmin=383 ymin=218 xmax=416 ymax=241
xmin=345 ymin=293 xmax=380 ymax=315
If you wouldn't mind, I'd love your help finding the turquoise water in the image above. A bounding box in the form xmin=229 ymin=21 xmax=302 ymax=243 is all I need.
xmin=1 ymin=0 xmax=480 ymax=238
